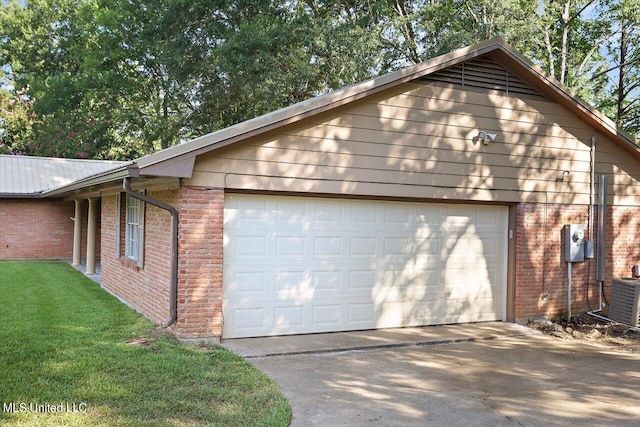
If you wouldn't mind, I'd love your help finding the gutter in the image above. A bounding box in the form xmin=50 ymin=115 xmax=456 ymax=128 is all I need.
xmin=123 ymin=172 xmax=179 ymax=328
xmin=1 ymin=164 xmax=131 ymax=199
xmin=44 ymin=164 xmax=132 ymax=197
xmin=0 ymin=192 xmax=45 ymax=199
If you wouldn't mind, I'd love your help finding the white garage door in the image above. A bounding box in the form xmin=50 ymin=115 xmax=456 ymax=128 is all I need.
xmin=223 ymin=194 xmax=508 ymax=338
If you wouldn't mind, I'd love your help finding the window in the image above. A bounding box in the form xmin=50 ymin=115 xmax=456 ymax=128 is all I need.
xmin=125 ymin=195 xmax=140 ymax=260
xmin=116 ymin=193 xmax=144 ymax=267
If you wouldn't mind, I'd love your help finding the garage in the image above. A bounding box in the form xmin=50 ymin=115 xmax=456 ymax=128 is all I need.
xmin=222 ymin=194 xmax=508 ymax=338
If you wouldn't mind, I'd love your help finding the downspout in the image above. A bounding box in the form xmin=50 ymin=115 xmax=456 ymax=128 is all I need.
xmin=589 ymin=136 xmax=596 ymax=244
xmin=123 ymin=174 xmax=179 ymax=328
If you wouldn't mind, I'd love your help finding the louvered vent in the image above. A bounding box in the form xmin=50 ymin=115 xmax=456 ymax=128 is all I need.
xmin=421 ymin=56 xmax=546 ymax=99
xmin=609 ymin=278 xmax=640 ymax=327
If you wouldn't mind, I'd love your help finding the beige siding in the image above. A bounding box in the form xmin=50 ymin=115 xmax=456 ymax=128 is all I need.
xmin=187 ymin=83 xmax=640 ymax=205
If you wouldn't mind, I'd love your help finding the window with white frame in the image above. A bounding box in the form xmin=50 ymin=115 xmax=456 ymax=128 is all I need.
xmin=125 ymin=194 xmax=143 ymax=262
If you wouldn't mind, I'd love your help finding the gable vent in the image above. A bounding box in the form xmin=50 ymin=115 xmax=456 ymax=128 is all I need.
xmin=421 ymin=56 xmax=546 ymax=99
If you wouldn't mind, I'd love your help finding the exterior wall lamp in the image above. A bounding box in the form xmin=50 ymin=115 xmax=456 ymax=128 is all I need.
xmin=475 ymin=131 xmax=499 ymax=145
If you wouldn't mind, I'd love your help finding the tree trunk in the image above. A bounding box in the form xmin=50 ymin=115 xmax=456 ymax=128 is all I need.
xmin=544 ymin=25 xmax=556 ymax=78
xmin=161 ymin=92 xmax=169 ymax=150
xmin=394 ymin=0 xmax=421 ymax=64
xmin=560 ymin=0 xmax=570 ymax=85
xmin=617 ymin=25 xmax=627 ymax=127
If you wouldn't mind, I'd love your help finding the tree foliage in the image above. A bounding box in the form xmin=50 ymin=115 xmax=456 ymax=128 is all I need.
xmin=596 ymin=0 xmax=640 ymax=136
xmin=0 ymin=86 xmax=38 ymax=155
xmin=0 ymin=0 xmax=638 ymax=160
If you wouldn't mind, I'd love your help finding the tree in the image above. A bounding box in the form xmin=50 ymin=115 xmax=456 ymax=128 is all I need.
xmin=1 ymin=0 xmax=637 ymax=159
xmin=185 ymin=0 xmax=384 ymax=133
xmin=0 ymin=0 xmax=123 ymax=158
xmin=596 ymin=0 xmax=640 ymax=137
xmin=0 ymin=86 xmax=38 ymax=155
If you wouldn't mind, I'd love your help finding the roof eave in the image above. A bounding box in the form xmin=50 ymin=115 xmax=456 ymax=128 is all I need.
xmin=42 ymin=164 xmax=133 ymax=197
xmin=488 ymin=46 xmax=640 ymax=157
xmin=109 ymin=37 xmax=640 ymax=178
xmin=136 ymin=38 xmax=506 ymax=177
xmin=0 ymin=192 xmax=46 ymax=199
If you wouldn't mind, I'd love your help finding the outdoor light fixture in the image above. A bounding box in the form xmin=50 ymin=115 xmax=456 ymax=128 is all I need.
xmin=474 ymin=131 xmax=499 ymax=145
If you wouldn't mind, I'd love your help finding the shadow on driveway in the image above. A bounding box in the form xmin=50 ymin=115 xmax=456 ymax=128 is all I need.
xmin=226 ymin=323 xmax=640 ymax=426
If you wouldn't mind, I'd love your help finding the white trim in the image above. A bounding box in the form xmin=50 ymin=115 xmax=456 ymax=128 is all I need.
xmin=125 ymin=194 xmax=142 ymax=262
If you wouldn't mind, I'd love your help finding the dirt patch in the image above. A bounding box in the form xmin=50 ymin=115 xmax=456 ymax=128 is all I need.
xmin=124 ymin=337 xmax=156 ymax=346
xmin=123 ymin=329 xmax=165 ymax=347
xmin=528 ymin=314 xmax=640 ymax=353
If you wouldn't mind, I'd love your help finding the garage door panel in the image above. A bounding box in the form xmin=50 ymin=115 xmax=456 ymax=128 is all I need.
xmin=231 ymin=306 xmax=266 ymax=331
xmin=230 ymin=235 xmax=269 ymax=257
xmin=226 ymin=271 xmax=267 ymax=294
xmin=348 ymin=303 xmax=375 ymax=323
xmin=311 ymin=304 xmax=341 ymax=326
xmin=223 ymin=195 xmax=507 ymax=338
xmin=349 ymin=237 xmax=378 ymax=257
xmin=274 ymin=306 xmax=305 ymax=329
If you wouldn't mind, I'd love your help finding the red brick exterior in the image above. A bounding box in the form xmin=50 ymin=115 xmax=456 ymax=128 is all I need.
xmin=8 ymin=189 xmax=640 ymax=339
xmin=107 ymin=189 xmax=640 ymax=339
xmin=101 ymin=188 xmax=177 ymax=326
xmin=608 ymin=206 xmax=640 ymax=282
xmin=0 ymin=198 xmax=99 ymax=260
xmin=100 ymin=185 xmax=224 ymax=341
xmin=515 ymin=203 xmax=640 ymax=321
xmin=176 ymin=186 xmax=224 ymax=340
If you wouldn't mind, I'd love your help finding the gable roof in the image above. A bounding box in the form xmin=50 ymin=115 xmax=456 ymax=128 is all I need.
xmin=0 ymin=155 xmax=127 ymax=197
xmin=4 ymin=38 xmax=638 ymax=199
xmin=133 ymin=37 xmax=640 ymax=179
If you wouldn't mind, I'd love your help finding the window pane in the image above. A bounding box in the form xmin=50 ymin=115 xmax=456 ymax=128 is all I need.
xmin=125 ymin=195 xmax=141 ymax=261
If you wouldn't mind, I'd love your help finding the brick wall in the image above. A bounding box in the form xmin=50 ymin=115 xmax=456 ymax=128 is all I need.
xmin=1 ymin=198 xmax=73 ymax=259
xmin=99 ymin=189 xmax=640 ymax=337
xmin=100 ymin=185 xmax=224 ymax=341
xmin=0 ymin=198 xmax=101 ymax=261
xmin=175 ymin=186 xmax=224 ymax=340
xmin=101 ymin=189 xmax=176 ymax=325
xmin=515 ymin=203 xmax=640 ymax=321
xmin=607 ymin=206 xmax=640 ymax=281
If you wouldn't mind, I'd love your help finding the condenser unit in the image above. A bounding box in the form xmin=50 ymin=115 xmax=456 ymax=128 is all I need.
xmin=609 ymin=278 xmax=640 ymax=327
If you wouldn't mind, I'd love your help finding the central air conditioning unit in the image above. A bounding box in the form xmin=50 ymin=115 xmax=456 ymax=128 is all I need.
xmin=609 ymin=278 xmax=640 ymax=327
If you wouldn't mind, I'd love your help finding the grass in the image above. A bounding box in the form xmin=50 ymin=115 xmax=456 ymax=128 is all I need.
xmin=0 ymin=261 xmax=291 ymax=426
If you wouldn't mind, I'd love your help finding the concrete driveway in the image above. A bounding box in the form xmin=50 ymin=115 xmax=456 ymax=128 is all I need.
xmin=224 ymin=323 xmax=640 ymax=426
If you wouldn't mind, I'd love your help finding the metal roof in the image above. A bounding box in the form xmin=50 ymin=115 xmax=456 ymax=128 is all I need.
xmin=0 ymin=155 xmax=127 ymax=197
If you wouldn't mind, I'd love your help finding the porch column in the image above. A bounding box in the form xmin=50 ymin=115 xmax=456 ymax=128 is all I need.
xmin=86 ymin=197 xmax=98 ymax=275
xmin=72 ymin=199 xmax=83 ymax=266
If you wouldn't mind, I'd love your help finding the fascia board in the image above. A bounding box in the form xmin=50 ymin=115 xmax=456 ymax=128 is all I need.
xmin=0 ymin=192 xmax=45 ymax=199
xmin=42 ymin=165 xmax=133 ymax=197
xmin=490 ymin=46 xmax=640 ymax=156
xmin=135 ymin=39 xmax=505 ymax=175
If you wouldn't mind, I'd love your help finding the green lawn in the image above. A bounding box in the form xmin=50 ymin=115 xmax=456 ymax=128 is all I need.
xmin=0 ymin=261 xmax=291 ymax=426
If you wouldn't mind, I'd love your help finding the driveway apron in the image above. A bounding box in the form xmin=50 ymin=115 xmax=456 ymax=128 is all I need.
xmin=223 ymin=323 xmax=640 ymax=426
